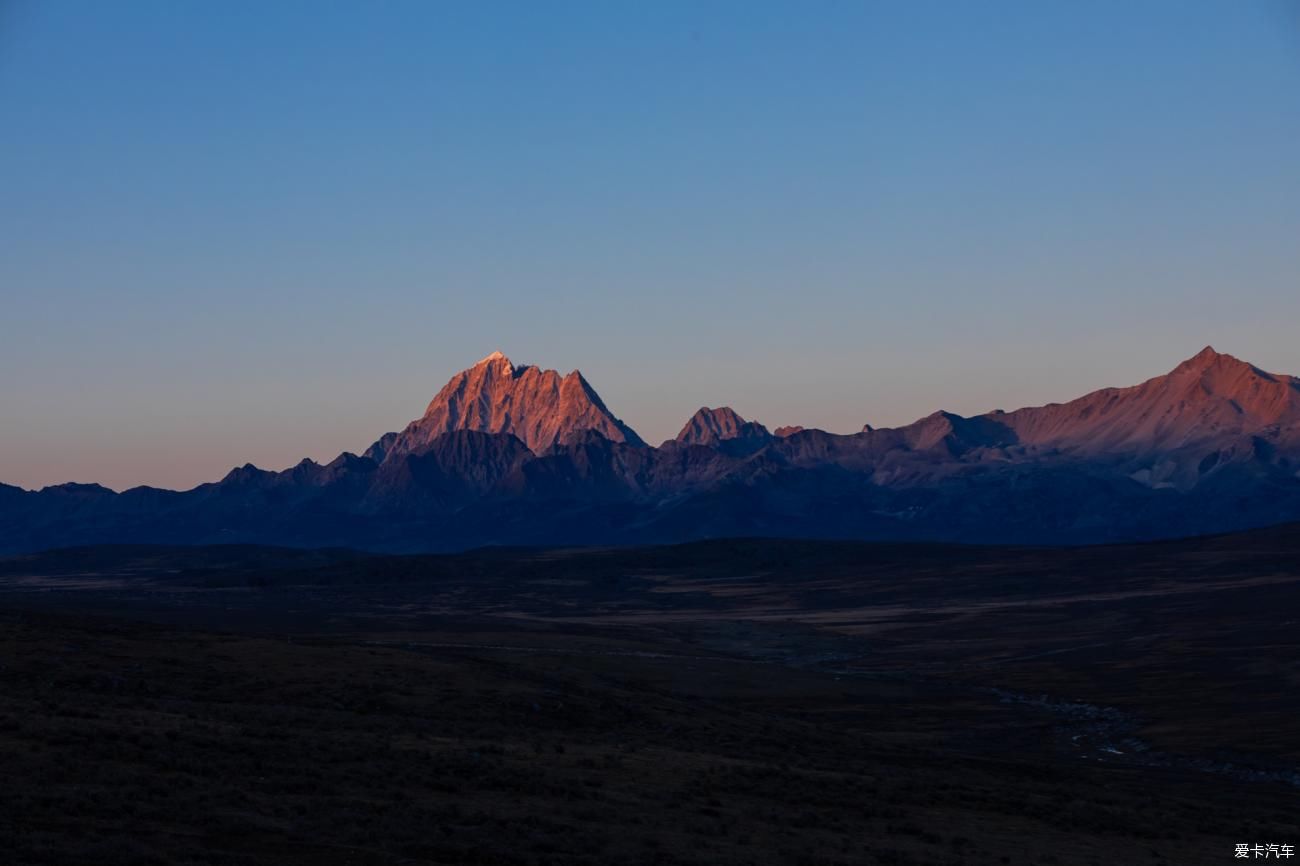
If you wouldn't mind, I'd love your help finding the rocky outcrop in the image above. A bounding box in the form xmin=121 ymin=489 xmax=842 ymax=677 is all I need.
xmin=674 ymin=407 xmax=772 ymax=447
xmin=375 ymin=352 xmax=644 ymax=458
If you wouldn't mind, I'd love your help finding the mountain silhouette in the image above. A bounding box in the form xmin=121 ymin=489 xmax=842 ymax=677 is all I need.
xmin=3 ymin=347 xmax=1299 ymax=553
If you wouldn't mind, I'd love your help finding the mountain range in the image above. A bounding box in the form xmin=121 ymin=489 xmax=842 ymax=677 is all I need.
xmin=4 ymin=346 xmax=1300 ymax=554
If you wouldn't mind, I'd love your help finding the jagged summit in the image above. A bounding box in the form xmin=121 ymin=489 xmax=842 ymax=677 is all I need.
xmin=472 ymin=350 xmax=516 ymax=374
xmin=675 ymin=407 xmax=771 ymax=447
xmin=374 ymin=352 xmax=645 ymax=458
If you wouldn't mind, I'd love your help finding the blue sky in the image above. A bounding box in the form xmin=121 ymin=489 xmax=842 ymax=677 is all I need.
xmin=3 ymin=1 xmax=1299 ymax=490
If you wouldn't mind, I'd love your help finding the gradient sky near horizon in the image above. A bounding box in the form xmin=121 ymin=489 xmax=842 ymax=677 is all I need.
xmin=3 ymin=1 xmax=1300 ymax=491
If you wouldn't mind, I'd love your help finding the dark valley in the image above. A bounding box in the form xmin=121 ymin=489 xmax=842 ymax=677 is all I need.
xmin=1 ymin=524 xmax=1297 ymax=864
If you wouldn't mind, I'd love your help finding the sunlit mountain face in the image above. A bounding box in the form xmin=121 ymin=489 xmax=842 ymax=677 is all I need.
xmin=3 ymin=346 xmax=1300 ymax=554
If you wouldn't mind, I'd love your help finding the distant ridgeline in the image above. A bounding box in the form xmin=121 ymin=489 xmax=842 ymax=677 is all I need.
xmin=5 ymin=347 xmax=1300 ymax=553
